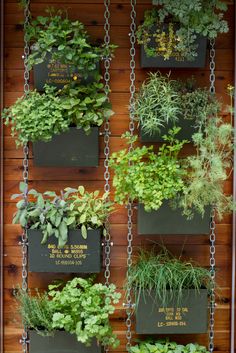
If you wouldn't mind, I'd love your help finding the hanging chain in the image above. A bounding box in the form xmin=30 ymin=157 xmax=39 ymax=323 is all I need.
xmin=20 ymin=1 xmax=31 ymax=352
xmin=103 ymin=0 xmax=111 ymax=292
xmin=208 ymin=38 xmax=216 ymax=353
xmin=209 ymin=208 xmax=216 ymax=353
xmin=209 ymin=39 xmax=216 ymax=95
xmin=124 ymin=1 xmax=136 ymax=352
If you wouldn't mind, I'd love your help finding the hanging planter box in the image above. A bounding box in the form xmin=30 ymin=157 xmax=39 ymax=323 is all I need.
xmin=28 ymin=229 xmax=101 ymax=273
xmin=140 ymin=28 xmax=207 ymax=68
xmin=136 ymin=289 xmax=208 ymax=334
xmin=32 ymin=127 xmax=99 ymax=167
xmin=138 ymin=202 xmax=210 ymax=235
xmin=29 ymin=331 xmax=101 ymax=353
xmin=33 ymin=51 xmax=100 ymax=91
xmin=140 ymin=118 xmax=196 ymax=143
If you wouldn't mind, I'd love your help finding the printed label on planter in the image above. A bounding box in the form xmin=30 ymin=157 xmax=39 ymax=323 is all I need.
xmin=28 ymin=229 xmax=101 ymax=273
xmin=136 ymin=289 xmax=208 ymax=334
xmin=33 ymin=51 xmax=99 ymax=91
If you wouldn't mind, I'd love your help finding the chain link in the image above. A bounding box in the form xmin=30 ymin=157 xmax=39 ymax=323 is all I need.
xmin=103 ymin=0 xmax=111 ymax=293
xmin=209 ymin=208 xmax=216 ymax=353
xmin=208 ymin=38 xmax=216 ymax=353
xmin=125 ymin=2 xmax=136 ymax=352
xmin=209 ymin=39 xmax=216 ymax=95
xmin=21 ymin=1 xmax=31 ymax=352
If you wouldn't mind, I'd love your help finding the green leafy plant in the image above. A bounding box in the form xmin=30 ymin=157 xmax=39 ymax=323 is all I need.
xmin=130 ymin=339 xmax=209 ymax=353
xmin=128 ymin=248 xmax=212 ymax=307
xmin=11 ymin=183 xmax=113 ymax=247
xmin=134 ymin=72 xmax=220 ymax=136
xmin=2 ymin=81 xmax=113 ymax=147
xmin=174 ymin=116 xmax=234 ymax=220
xmin=16 ymin=276 xmax=121 ymax=347
xmin=25 ymin=7 xmax=116 ymax=71
xmin=110 ymin=128 xmax=187 ymax=211
xmin=137 ymin=1 xmax=228 ymax=60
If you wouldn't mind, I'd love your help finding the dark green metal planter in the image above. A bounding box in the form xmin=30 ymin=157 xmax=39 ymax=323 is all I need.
xmin=140 ymin=36 xmax=207 ymax=68
xmin=136 ymin=289 xmax=208 ymax=334
xmin=28 ymin=229 xmax=101 ymax=273
xmin=138 ymin=202 xmax=210 ymax=235
xmin=29 ymin=331 xmax=101 ymax=353
xmin=140 ymin=119 xmax=196 ymax=142
xmin=33 ymin=51 xmax=99 ymax=91
xmin=32 ymin=127 xmax=99 ymax=167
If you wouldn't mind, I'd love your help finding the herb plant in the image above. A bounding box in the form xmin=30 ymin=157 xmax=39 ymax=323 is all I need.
xmin=25 ymin=7 xmax=116 ymax=71
xmin=134 ymin=72 xmax=220 ymax=136
xmin=128 ymin=248 xmax=212 ymax=307
xmin=130 ymin=339 xmax=209 ymax=353
xmin=2 ymin=81 xmax=113 ymax=147
xmin=174 ymin=116 xmax=234 ymax=220
xmin=110 ymin=129 xmax=187 ymax=211
xmin=137 ymin=1 xmax=228 ymax=60
xmin=16 ymin=276 xmax=121 ymax=347
xmin=12 ymin=183 xmax=113 ymax=247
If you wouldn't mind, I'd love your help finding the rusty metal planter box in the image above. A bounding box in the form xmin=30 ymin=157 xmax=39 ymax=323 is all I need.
xmin=138 ymin=202 xmax=210 ymax=235
xmin=32 ymin=127 xmax=99 ymax=167
xmin=28 ymin=229 xmax=101 ymax=273
xmin=29 ymin=331 xmax=101 ymax=353
xmin=136 ymin=289 xmax=208 ymax=334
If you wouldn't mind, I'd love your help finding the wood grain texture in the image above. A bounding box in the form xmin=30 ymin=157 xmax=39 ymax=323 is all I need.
xmin=3 ymin=1 xmax=235 ymax=353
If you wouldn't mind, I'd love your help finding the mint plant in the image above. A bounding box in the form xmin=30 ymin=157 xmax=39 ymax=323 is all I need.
xmin=130 ymin=339 xmax=209 ymax=353
xmin=2 ymin=81 xmax=113 ymax=147
xmin=25 ymin=7 xmax=116 ymax=71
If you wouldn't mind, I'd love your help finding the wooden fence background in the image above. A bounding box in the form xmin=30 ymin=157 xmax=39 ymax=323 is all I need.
xmin=3 ymin=1 xmax=235 ymax=352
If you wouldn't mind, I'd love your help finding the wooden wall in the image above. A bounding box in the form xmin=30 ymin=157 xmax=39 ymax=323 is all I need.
xmin=3 ymin=1 xmax=235 ymax=352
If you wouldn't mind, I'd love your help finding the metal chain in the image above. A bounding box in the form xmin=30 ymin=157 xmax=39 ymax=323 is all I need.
xmin=20 ymin=1 xmax=31 ymax=352
xmin=209 ymin=208 xmax=216 ymax=353
xmin=209 ymin=38 xmax=216 ymax=353
xmin=124 ymin=2 xmax=136 ymax=352
xmin=209 ymin=39 xmax=216 ymax=95
xmin=103 ymin=0 xmax=111 ymax=293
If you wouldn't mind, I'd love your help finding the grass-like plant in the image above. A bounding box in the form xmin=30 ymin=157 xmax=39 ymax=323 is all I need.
xmin=12 ymin=183 xmax=113 ymax=247
xmin=128 ymin=248 xmax=212 ymax=307
xmin=16 ymin=277 xmax=121 ymax=347
xmin=134 ymin=72 xmax=220 ymax=136
xmin=130 ymin=339 xmax=209 ymax=353
xmin=137 ymin=1 xmax=228 ymax=61
xmin=2 ymin=81 xmax=113 ymax=147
